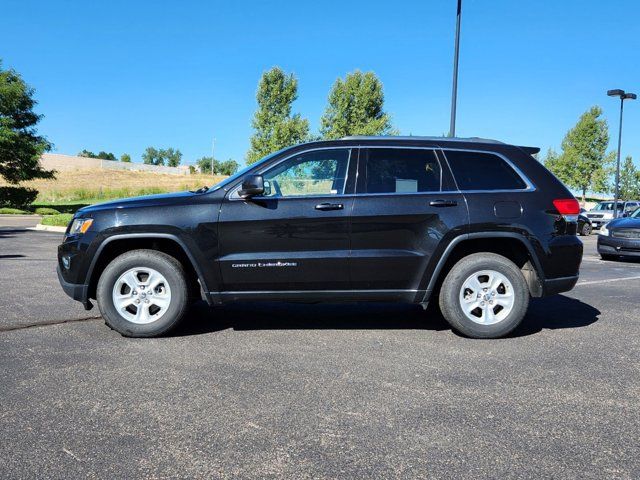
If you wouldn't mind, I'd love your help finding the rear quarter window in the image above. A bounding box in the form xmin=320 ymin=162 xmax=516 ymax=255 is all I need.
xmin=444 ymin=150 xmax=527 ymax=191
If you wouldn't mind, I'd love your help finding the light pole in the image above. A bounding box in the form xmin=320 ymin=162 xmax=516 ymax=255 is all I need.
xmin=448 ymin=0 xmax=462 ymax=138
xmin=607 ymin=89 xmax=637 ymax=218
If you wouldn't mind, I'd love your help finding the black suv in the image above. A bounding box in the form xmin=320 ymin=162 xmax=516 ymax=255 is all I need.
xmin=57 ymin=137 xmax=583 ymax=339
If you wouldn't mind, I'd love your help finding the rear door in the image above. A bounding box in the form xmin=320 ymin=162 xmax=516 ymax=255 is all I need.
xmin=349 ymin=146 xmax=468 ymax=299
xmin=217 ymin=147 xmax=356 ymax=293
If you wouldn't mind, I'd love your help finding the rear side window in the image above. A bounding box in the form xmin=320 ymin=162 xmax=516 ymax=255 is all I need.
xmin=365 ymin=148 xmax=441 ymax=194
xmin=444 ymin=150 xmax=527 ymax=191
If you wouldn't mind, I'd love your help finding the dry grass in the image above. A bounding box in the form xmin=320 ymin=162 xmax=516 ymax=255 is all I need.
xmin=1 ymin=169 xmax=228 ymax=203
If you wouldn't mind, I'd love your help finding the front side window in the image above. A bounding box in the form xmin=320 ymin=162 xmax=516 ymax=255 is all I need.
xmin=262 ymin=149 xmax=350 ymax=197
xmin=444 ymin=150 xmax=528 ymax=191
xmin=365 ymin=148 xmax=442 ymax=194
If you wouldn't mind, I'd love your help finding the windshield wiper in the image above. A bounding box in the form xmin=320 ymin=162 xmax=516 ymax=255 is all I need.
xmin=190 ymin=186 xmax=209 ymax=194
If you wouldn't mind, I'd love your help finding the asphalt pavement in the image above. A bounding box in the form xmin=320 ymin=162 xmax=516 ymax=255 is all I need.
xmin=0 ymin=218 xmax=638 ymax=479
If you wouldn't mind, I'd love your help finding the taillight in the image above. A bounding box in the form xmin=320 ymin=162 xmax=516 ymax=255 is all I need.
xmin=553 ymin=198 xmax=580 ymax=222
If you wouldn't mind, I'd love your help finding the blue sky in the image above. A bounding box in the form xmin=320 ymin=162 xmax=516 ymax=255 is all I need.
xmin=2 ymin=0 xmax=639 ymax=167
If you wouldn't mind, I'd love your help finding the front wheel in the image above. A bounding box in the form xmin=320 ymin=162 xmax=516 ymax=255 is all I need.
xmin=96 ymin=249 xmax=190 ymax=337
xmin=438 ymin=253 xmax=530 ymax=339
xmin=580 ymin=223 xmax=592 ymax=236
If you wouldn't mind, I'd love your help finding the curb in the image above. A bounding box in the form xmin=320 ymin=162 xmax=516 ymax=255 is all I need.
xmin=0 ymin=214 xmax=40 ymax=219
xmin=30 ymin=224 xmax=67 ymax=233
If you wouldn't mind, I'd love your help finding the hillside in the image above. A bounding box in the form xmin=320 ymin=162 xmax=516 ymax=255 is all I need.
xmin=1 ymin=169 xmax=228 ymax=204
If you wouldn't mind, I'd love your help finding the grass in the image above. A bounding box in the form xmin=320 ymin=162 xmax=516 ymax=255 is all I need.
xmin=40 ymin=213 xmax=74 ymax=227
xmin=33 ymin=207 xmax=61 ymax=215
xmin=0 ymin=207 xmax=29 ymax=214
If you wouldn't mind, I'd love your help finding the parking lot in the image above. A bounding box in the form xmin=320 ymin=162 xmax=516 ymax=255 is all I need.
xmin=1 ymin=219 xmax=639 ymax=479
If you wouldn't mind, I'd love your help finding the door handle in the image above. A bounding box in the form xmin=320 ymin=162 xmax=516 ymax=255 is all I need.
xmin=429 ymin=199 xmax=458 ymax=207
xmin=315 ymin=203 xmax=344 ymax=211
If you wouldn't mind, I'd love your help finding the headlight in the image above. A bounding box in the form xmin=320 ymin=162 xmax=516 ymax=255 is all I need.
xmin=69 ymin=218 xmax=94 ymax=235
xmin=599 ymin=225 xmax=609 ymax=236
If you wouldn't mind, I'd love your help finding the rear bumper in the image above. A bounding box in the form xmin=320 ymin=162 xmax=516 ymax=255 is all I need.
xmin=598 ymin=235 xmax=640 ymax=257
xmin=57 ymin=266 xmax=93 ymax=310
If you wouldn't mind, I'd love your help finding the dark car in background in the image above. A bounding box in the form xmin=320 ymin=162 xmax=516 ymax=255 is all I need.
xmin=598 ymin=207 xmax=640 ymax=260
xmin=57 ymin=136 xmax=583 ymax=339
xmin=578 ymin=209 xmax=592 ymax=236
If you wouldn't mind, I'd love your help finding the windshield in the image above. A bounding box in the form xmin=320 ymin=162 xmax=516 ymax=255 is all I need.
xmin=593 ymin=202 xmax=623 ymax=211
xmin=206 ymin=147 xmax=288 ymax=192
xmin=632 ymin=208 xmax=640 ymax=218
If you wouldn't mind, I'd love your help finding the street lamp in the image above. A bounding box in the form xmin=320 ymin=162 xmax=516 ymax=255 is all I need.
xmin=607 ymin=89 xmax=637 ymax=218
xmin=448 ymin=0 xmax=462 ymax=138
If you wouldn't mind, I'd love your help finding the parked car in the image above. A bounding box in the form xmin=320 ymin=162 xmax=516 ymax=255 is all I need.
xmin=57 ymin=136 xmax=583 ymax=339
xmin=598 ymin=207 xmax=640 ymax=260
xmin=578 ymin=210 xmax=592 ymax=236
xmin=585 ymin=200 xmax=640 ymax=230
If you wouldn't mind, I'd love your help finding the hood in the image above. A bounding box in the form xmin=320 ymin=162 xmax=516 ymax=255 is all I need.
xmin=606 ymin=217 xmax=640 ymax=229
xmin=76 ymin=191 xmax=197 ymax=215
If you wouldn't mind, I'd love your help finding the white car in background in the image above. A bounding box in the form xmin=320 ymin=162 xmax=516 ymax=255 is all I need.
xmin=586 ymin=201 xmax=640 ymax=230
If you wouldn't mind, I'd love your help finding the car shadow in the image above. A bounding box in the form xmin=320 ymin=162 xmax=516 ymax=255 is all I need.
xmin=172 ymin=294 xmax=600 ymax=338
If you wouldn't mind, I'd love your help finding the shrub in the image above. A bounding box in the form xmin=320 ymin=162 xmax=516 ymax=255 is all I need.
xmin=0 ymin=186 xmax=38 ymax=208
xmin=0 ymin=207 xmax=29 ymax=214
xmin=34 ymin=207 xmax=61 ymax=215
xmin=40 ymin=213 xmax=73 ymax=227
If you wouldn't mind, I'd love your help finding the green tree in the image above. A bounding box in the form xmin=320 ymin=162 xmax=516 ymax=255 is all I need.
xmin=120 ymin=153 xmax=131 ymax=163
xmin=544 ymin=106 xmax=614 ymax=204
xmin=164 ymin=148 xmax=182 ymax=167
xmin=197 ymin=156 xmax=239 ymax=175
xmin=0 ymin=61 xmax=53 ymax=185
xmin=142 ymin=147 xmax=182 ymax=167
xmin=78 ymin=149 xmax=116 ymax=160
xmin=619 ymin=155 xmax=640 ymax=200
xmin=320 ymin=70 xmax=396 ymax=139
xmin=142 ymin=146 xmax=161 ymax=165
xmin=246 ymin=67 xmax=309 ymax=164
xmin=78 ymin=149 xmax=96 ymax=158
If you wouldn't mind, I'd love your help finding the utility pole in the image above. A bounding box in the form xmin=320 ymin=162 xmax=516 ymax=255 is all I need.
xmin=448 ymin=0 xmax=462 ymax=138
xmin=211 ymin=137 xmax=215 ymax=176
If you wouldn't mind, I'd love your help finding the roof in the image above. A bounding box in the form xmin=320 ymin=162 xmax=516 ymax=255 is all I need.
xmin=339 ymin=135 xmax=539 ymax=154
xmin=341 ymin=135 xmax=505 ymax=145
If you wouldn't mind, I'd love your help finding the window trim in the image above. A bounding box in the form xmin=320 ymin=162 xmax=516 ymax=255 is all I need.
xmin=440 ymin=147 xmax=536 ymax=193
xmin=227 ymin=144 xmax=536 ymax=200
xmin=228 ymin=147 xmax=354 ymax=200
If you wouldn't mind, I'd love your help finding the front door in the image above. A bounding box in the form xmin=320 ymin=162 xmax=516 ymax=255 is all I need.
xmin=349 ymin=146 xmax=468 ymax=299
xmin=217 ymin=148 xmax=355 ymax=295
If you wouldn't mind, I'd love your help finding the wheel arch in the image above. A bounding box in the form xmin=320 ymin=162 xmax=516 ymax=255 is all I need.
xmin=421 ymin=232 xmax=545 ymax=303
xmin=86 ymin=234 xmax=211 ymax=304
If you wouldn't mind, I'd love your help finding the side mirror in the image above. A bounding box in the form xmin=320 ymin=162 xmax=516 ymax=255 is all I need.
xmin=239 ymin=175 xmax=264 ymax=198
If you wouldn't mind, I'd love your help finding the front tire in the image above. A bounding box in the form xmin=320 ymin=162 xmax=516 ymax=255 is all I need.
xmin=97 ymin=249 xmax=189 ymax=337
xmin=438 ymin=253 xmax=530 ymax=339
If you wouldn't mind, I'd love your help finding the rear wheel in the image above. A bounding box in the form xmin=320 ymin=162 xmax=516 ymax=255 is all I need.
xmin=97 ymin=249 xmax=189 ymax=337
xmin=438 ymin=253 xmax=529 ymax=339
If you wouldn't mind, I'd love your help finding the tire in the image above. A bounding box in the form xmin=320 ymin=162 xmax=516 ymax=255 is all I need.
xmin=600 ymin=254 xmax=617 ymax=261
xmin=438 ymin=253 xmax=530 ymax=339
xmin=96 ymin=249 xmax=190 ymax=337
xmin=580 ymin=223 xmax=592 ymax=236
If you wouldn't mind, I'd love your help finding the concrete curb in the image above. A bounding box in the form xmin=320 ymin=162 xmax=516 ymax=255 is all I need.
xmin=0 ymin=214 xmax=40 ymax=219
xmin=30 ymin=224 xmax=67 ymax=233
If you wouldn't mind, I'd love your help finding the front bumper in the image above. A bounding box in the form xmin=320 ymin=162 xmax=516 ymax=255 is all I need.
xmin=598 ymin=234 xmax=640 ymax=257
xmin=542 ymin=275 xmax=579 ymax=296
xmin=57 ymin=266 xmax=93 ymax=310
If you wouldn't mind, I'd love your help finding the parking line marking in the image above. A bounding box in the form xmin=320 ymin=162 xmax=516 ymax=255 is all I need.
xmin=577 ymin=275 xmax=640 ymax=286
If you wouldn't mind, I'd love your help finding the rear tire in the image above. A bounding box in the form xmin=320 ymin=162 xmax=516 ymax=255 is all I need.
xmin=438 ymin=253 xmax=529 ymax=339
xmin=97 ymin=249 xmax=189 ymax=337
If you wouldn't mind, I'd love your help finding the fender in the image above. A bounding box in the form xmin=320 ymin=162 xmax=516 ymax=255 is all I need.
xmin=85 ymin=233 xmax=214 ymax=305
xmin=420 ymin=231 xmax=545 ymax=304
